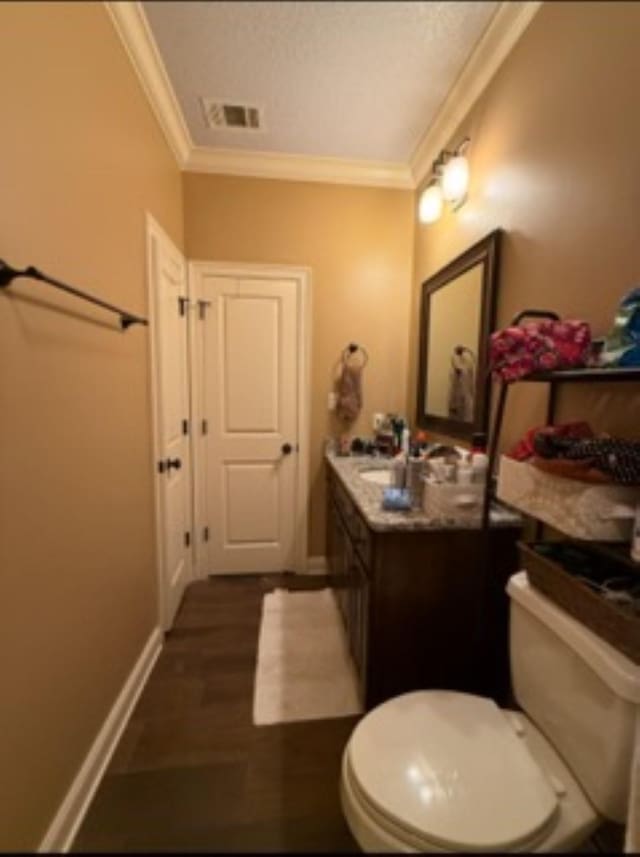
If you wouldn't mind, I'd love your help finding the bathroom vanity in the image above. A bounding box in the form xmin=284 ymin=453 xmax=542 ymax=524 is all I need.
xmin=326 ymin=452 xmax=522 ymax=709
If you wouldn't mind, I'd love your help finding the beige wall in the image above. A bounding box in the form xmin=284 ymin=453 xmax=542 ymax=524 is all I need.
xmin=183 ymin=173 xmax=414 ymax=555
xmin=0 ymin=3 xmax=182 ymax=849
xmin=409 ymin=1 xmax=640 ymax=450
xmin=6 ymin=0 xmax=640 ymax=848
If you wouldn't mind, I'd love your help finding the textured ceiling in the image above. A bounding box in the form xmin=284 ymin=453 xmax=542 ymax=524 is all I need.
xmin=142 ymin=1 xmax=498 ymax=163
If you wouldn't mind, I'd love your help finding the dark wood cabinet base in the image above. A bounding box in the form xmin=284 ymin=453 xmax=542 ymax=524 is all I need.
xmin=326 ymin=466 xmax=522 ymax=710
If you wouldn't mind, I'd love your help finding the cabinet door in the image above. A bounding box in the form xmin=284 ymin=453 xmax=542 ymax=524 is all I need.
xmin=345 ymin=535 xmax=358 ymax=657
xmin=327 ymin=499 xmax=349 ymax=623
xmin=350 ymin=549 xmax=370 ymax=699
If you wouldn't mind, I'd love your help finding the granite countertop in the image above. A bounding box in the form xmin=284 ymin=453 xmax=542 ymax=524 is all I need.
xmin=326 ymin=451 xmax=521 ymax=533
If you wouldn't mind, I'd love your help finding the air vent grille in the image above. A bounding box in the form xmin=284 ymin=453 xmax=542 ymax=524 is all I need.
xmin=200 ymin=98 xmax=263 ymax=131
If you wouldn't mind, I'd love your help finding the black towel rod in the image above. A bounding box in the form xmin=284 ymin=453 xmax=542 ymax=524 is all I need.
xmin=0 ymin=258 xmax=148 ymax=330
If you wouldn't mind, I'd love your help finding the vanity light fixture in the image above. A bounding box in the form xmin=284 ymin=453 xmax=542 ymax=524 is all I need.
xmin=441 ymin=151 xmax=470 ymax=204
xmin=418 ymin=137 xmax=471 ymax=225
xmin=418 ymin=180 xmax=443 ymax=224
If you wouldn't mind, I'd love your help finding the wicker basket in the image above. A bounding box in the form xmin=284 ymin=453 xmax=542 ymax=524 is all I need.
xmin=518 ymin=541 xmax=640 ymax=664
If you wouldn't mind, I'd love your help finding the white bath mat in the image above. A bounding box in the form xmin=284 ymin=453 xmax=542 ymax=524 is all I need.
xmin=252 ymin=588 xmax=363 ymax=726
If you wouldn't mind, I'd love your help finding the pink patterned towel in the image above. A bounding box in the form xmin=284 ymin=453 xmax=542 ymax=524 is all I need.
xmin=490 ymin=319 xmax=591 ymax=382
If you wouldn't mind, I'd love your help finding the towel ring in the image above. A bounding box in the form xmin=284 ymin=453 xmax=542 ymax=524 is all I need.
xmin=451 ymin=345 xmax=475 ymax=374
xmin=343 ymin=342 xmax=369 ymax=368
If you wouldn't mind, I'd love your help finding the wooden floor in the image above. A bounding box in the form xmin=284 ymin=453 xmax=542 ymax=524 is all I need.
xmin=73 ymin=573 xmax=360 ymax=853
xmin=72 ymin=572 xmax=624 ymax=854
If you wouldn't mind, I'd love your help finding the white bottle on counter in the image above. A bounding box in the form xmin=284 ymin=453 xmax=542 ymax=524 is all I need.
xmin=471 ymin=451 xmax=489 ymax=485
xmin=457 ymin=452 xmax=473 ymax=486
xmin=401 ymin=427 xmax=410 ymax=456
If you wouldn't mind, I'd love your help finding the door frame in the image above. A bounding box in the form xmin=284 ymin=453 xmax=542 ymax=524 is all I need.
xmin=146 ymin=213 xmax=194 ymax=629
xmin=188 ymin=260 xmax=312 ymax=578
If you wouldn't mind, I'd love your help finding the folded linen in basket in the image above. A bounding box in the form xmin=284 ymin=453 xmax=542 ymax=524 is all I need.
xmin=534 ymin=435 xmax=640 ymax=485
xmin=508 ymin=422 xmax=593 ymax=462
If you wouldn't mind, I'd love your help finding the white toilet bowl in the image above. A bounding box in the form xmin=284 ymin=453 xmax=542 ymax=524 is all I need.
xmin=340 ymin=691 xmax=599 ymax=852
xmin=340 ymin=572 xmax=639 ymax=852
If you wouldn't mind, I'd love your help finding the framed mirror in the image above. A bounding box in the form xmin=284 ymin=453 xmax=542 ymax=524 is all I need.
xmin=416 ymin=229 xmax=502 ymax=440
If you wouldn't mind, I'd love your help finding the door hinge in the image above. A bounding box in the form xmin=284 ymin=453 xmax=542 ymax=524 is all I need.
xmin=184 ymin=531 xmax=191 ymax=548
xmin=203 ymin=526 xmax=209 ymax=542
xmin=178 ymin=296 xmax=189 ymax=316
xmin=182 ymin=418 xmax=189 ymax=435
xmin=202 ymin=418 xmax=208 ymax=435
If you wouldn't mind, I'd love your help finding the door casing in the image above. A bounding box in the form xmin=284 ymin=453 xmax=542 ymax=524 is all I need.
xmin=146 ymin=213 xmax=195 ymax=629
xmin=188 ymin=260 xmax=312 ymax=579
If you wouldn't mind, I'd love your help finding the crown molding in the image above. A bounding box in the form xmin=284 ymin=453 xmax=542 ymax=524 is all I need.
xmin=104 ymin=1 xmax=192 ymax=166
xmin=106 ymin=0 xmax=541 ymax=191
xmin=184 ymin=146 xmax=414 ymax=189
xmin=410 ymin=1 xmax=543 ymax=188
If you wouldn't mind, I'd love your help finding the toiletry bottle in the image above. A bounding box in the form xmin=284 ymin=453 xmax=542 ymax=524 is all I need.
xmin=407 ymin=448 xmax=424 ymax=508
xmin=632 ymin=502 xmax=640 ymax=563
xmin=390 ymin=415 xmax=404 ymax=454
xmin=457 ymin=451 xmax=473 ymax=486
xmin=401 ymin=426 xmax=410 ymax=456
xmin=471 ymin=432 xmax=489 ymax=485
xmin=391 ymin=454 xmax=406 ymax=489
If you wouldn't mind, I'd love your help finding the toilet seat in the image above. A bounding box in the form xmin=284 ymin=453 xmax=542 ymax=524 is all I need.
xmin=342 ymin=691 xmax=600 ymax=853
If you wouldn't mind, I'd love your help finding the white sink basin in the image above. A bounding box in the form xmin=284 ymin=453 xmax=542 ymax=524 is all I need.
xmin=359 ymin=468 xmax=392 ymax=486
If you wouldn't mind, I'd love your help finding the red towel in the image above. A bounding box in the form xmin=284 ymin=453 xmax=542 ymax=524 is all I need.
xmin=490 ymin=319 xmax=591 ymax=381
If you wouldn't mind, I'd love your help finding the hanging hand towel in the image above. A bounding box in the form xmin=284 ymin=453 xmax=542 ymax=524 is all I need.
xmin=335 ymin=361 xmax=363 ymax=423
xmin=448 ymin=346 xmax=476 ymax=422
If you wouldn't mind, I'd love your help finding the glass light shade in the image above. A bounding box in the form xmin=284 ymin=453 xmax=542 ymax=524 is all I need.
xmin=441 ymin=154 xmax=469 ymax=203
xmin=418 ymin=183 xmax=443 ymax=224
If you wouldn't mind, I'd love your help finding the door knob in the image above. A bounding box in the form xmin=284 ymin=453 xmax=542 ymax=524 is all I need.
xmin=281 ymin=443 xmax=293 ymax=456
xmin=158 ymin=457 xmax=182 ymax=474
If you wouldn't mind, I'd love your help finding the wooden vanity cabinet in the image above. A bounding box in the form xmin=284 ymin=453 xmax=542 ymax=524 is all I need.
xmin=328 ymin=499 xmax=369 ymax=695
xmin=326 ymin=467 xmax=521 ymax=710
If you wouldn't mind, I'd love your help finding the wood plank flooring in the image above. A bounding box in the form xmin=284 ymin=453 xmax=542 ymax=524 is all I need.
xmin=70 ymin=572 xmax=624 ymax=854
xmin=73 ymin=573 xmax=360 ymax=853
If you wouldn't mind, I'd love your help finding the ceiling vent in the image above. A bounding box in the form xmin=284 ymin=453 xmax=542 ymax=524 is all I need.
xmin=200 ymin=98 xmax=263 ymax=131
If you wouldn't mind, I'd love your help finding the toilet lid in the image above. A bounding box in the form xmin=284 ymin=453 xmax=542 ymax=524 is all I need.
xmin=347 ymin=691 xmax=558 ymax=851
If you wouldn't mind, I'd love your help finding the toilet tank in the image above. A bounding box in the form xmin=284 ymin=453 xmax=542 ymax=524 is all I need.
xmin=507 ymin=571 xmax=639 ymax=824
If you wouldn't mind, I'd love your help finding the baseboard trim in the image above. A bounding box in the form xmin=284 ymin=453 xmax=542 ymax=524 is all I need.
xmin=305 ymin=555 xmax=328 ymax=575
xmin=39 ymin=627 xmax=163 ymax=853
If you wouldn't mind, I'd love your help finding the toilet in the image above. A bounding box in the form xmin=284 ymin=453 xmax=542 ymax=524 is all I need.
xmin=341 ymin=571 xmax=639 ymax=852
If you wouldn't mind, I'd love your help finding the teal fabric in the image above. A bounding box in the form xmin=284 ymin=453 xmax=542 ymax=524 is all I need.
xmin=599 ymin=287 xmax=640 ymax=367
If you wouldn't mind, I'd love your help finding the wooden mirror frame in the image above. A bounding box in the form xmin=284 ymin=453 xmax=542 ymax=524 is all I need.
xmin=416 ymin=229 xmax=502 ymax=441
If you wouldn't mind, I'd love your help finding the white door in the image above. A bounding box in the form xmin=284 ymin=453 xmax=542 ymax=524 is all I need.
xmin=196 ymin=273 xmax=299 ymax=574
xmin=147 ymin=218 xmax=192 ymax=627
